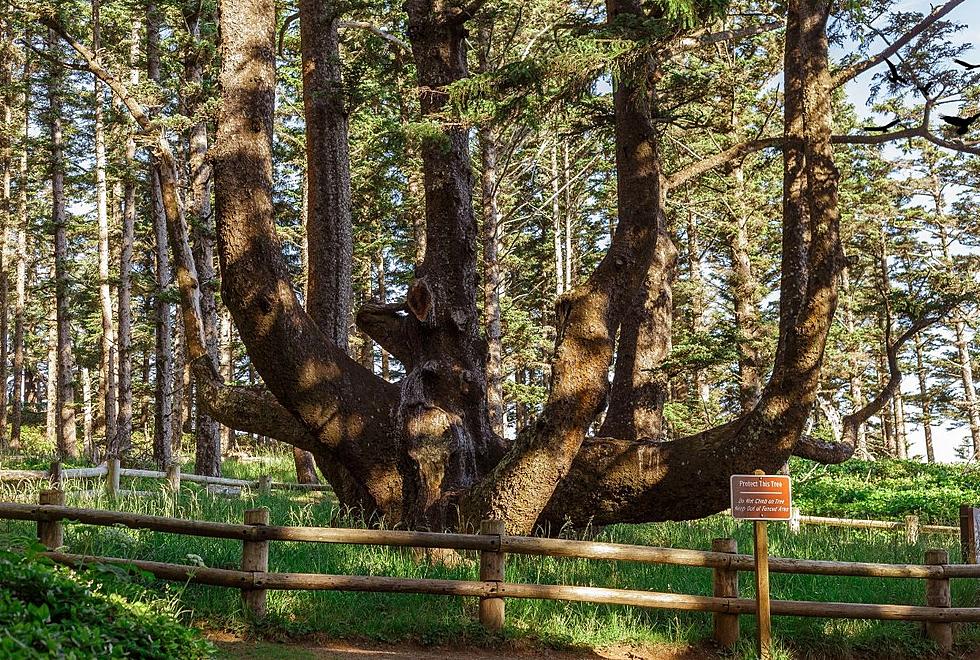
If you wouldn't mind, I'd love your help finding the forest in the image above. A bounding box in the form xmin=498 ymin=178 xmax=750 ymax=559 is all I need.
xmin=0 ymin=0 xmax=977 ymax=534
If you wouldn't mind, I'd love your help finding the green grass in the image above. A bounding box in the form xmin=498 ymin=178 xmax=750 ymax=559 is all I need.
xmin=1 ymin=451 xmax=979 ymax=657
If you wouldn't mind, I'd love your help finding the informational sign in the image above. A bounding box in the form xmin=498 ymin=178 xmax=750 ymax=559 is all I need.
xmin=730 ymin=474 xmax=792 ymax=521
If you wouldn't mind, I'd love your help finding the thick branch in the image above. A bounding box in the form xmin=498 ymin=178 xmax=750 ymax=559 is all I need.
xmin=354 ymin=301 xmax=413 ymax=368
xmin=832 ymin=0 xmax=967 ymax=87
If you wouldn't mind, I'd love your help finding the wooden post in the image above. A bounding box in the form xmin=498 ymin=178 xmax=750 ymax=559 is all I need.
xmin=258 ymin=474 xmax=271 ymax=496
xmin=960 ymin=505 xmax=979 ymax=564
xmin=479 ymin=519 xmax=506 ymax=632
xmin=924 ymin=548 xmax=952 ymax=651
xmin=788 ymin=506 xmax=801 ymax=535
xmin=241 ymin=507 xmax=270 ymax=617
xmin=106 ymin=457 xmax=120 ymax=497
xmin=49 ymin=461 xmax=63 ymax=489
xmin=712 ymin=538 xmax=739 ymax=647
xmin=905 ymin=514 xmax=920 ymax=545
xmin=37 ymin=489 xmax=65 ymax=550
xmin=166 ymin=463 xmax=181 ymax=493
xmin=754 ymin=519 xmax=772 ymax=660
xmin=752 ymin=469 xmax=772 ymax=660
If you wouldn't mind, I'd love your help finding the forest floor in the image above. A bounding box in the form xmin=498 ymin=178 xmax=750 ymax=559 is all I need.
xmin=2 ymin=449 xmax=980 ymax=659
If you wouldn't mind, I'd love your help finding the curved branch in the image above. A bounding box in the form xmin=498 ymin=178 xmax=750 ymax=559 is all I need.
xmin=354 ymin=301 xmax=414 ymax=368
xmin=832 ymin=0 xmax=967 ymax=87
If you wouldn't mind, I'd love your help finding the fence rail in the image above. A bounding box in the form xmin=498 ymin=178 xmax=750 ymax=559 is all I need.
xmin=1 ymin=494 xmax=978 ymax=651
xmin=0 ymin=459 xmax=329 ymax=495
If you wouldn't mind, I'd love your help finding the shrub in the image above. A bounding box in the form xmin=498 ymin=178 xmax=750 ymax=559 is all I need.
xmin=0 ymin=545 xmax=214 ymax=659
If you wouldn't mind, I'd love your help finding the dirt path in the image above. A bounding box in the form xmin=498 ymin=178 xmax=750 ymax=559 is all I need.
xmin=209 ymin=633 xmax=720 ymax=660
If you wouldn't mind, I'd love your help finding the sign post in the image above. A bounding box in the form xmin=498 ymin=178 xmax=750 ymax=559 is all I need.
xmin=730 ymin=469 xmax=792 ymax=660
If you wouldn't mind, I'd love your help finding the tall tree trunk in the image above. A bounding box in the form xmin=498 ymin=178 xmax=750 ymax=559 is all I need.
xmin=148 ymin=2 xmax=174 ymax=468
xmin=953 ymin=319 xmax=980 ymax=458
xmin=46 ymin=300 xmax=57 ymax=449
xmin=82 ymin=366 xmax=94 ymax=458
xmin=550 ymin=142 xmax=564 ymax=297
xmin=479 ymin=127 xmax=505 ymax=438
xmin=685 ymin=203 xmax=710 ymax=415
xmin=915 ymin=336 xmax=935 ymax=462
xmin=219 ymin=307 xmax=236 ymax=451
xmin=183 ymin=0 xmax=222 ymax=477
xmin=93 ymin=0 xmax=117 ymax=453
xmin=10 ymin=89 xmax=27 ymax=448
xmin=0 ymin=22 xmax=11 ymax=449
xmin=49 ymin=29 xmax=77 ymax=460
xmin=840 ymin=267 xmax=867 ymax=457
xmin=730 ymin=164 xmax=762 ymax=411
xmin=113 ymin=17 xmax=140 ymax=460
xmin=894 ymin=386 xmax=908 ymax=459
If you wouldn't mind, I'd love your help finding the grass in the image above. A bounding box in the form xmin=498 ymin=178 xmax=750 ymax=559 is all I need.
xmin=1 ymin=450 xmax=979 ymax=657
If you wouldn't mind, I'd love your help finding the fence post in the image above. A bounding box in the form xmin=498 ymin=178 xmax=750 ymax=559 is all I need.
xmin=924 ymin=548 xmax=952 ymax=651
xmin=166 ymin=463 xmax=181 ymax=493
xmin=106 ymin=457 xmax=120 ymax=497
xmin=37 ymin=490 xmax=65 ymax=550
xmin=711 ymin=538 xmax=739 ymax=648
xmin=258 ymin=475 xmax=271 ymax=496
xmin=241 ymin=507 xmax=270 ymax=617
xmin=905 ymin=515 xmax=920 ymax=545
xmin=479 ymin=519 xmax=506 ymax=632
xmin=960 ymin=505 xmax=979 ymax=564
xmin=788 ymin=507 xmax=801 ymax=535
xmin=49 ymin=461 xmax=63 ymax=489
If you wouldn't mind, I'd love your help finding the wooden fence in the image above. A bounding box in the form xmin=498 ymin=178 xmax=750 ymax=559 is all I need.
xmin=0 ymin=459 xmax=330 ymax=497
xmin=1 ymin=492 xmax=979 ymax=651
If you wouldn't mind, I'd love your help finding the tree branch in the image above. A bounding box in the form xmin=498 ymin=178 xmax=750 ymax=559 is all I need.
xmin=669 ymin=19 xmax=784 ymax=57
xmin=832 ymin=0 xmax=967 ymax=87
xmin=354 ymin=301 xmax=414 ymax=368
xmin=663 ymin=137 xmax=783 ymax=191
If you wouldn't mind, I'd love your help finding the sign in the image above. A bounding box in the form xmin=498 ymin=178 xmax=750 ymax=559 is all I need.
xmin=730 ymin=474 xmax=792 ymax=521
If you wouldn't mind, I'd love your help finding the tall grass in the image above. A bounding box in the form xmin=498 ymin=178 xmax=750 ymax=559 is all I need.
xmin=1 ymin=454 xmax=978 ymax=656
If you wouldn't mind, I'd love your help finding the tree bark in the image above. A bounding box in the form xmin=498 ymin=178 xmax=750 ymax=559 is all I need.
xmin=93 ymin=0 xmax=117 ymax=455
xmin=182 ymin=0 xmax=222 ymax=477
xmin=113 ymin=17 xmax=140 ymax=460
xmin=915 ymin=336 xmax=935 ymax=462
xmin=48 ymin=28 xmax=77 ymax=460
xmin=10 ymin=70 xmax=27 ymax=448
xmin=730 ymin=165 xmax=762 ymax=411
xmin=479 ymin=127 xmax=505 ymax=438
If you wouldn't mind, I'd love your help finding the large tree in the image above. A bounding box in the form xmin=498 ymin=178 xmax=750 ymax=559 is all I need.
xmin=38 ymin=0 xmax=972 ymax=533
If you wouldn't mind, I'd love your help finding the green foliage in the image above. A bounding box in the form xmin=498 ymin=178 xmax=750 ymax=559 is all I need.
xmin=792 ymin=457 xmax=980 ymax=524
xmin=0 ymin=545 xmax=214 ymax=659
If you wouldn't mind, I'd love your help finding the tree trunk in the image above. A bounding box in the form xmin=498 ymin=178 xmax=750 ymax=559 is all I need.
xmin=93 ymin=0 xmax=117 ymax=454
xmin=840 ymin=267 xmax=867 ymax=457
xmin=82 ymin=367 xmax=94 ymax=458
xmin=551 ymin=142 xmax=564 ymax=297
xmin=953 ymin=319 xmax=980 ymax=458
xmin=685 ymin=203 xmax=710 ymax=415
xmin=479 ymin=127 xmax=505 ymax=438
xmin=183 ymin=0 xmax=222 ymax=477
xmin=46 ymin=300 xmax=57 ymax=449
xmin=730 ymin=164 xmax=762 ymax=411
xmin=915 ymin=336 xmax=935 ymax=462
xmin=10 ymin=85 xmax=27 ymax=448
xmin=600 ymin=232 xmax=676 ymax=441
xmin=219 ymin=308 xmax=237 ymax=450
xmin=113 ymin=17 xmax=140 ymax=460
xmin=49 ymin=29 xmax=77 ymax=460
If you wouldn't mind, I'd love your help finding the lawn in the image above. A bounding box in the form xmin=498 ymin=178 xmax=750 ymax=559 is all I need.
xmin=1 ymin=451 xmax=979 ymax=658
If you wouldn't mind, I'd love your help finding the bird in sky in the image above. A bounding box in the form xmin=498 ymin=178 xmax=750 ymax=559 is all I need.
xmin=953 ymin=58 xmax=980 ymax=70
xmin=862 ymin=118 xmax=902 ymax=132
xmin=940 ymin=111 xmax=980 ymax=135
xmin=886 ymin=59 xmax=907 ymax=85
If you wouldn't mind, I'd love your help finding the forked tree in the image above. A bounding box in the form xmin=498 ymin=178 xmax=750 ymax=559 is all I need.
xmin=39 ymin=0 xmax=970 ymax=533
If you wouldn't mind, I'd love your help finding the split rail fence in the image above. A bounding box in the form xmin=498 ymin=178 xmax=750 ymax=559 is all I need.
xmin=0 ymin=459 xmax=330 ymax=497
xmin=1 ymin=493 xmax=979 ymax=651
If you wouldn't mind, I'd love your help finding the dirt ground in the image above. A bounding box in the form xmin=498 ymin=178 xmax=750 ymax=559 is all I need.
xmin=208 ymin=631 xmax=722 ymax=660
xmin=208 ymin=631 xmax=980 ymax=660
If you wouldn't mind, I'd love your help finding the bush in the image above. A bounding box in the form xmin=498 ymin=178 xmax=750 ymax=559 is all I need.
xmin=0 ymin=545 xmax=214 ymax=659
